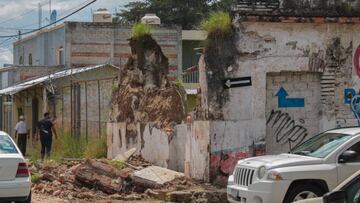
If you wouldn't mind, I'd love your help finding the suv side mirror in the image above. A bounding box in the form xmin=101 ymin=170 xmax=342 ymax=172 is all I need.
xmin=323 ymin=191 xmax=346 ymax=203
xmin=339 ymin=150 xmax=357 ymax=163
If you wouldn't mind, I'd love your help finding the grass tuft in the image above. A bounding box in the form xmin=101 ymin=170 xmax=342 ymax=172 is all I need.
xmin=131 ymin=22 xmax=152 ymax=38
xmin=84 ymin=136 xmax=107 ymax=159
xmin=31 ymin=173 xmax=41 ymax=183
xmin=29 ymin=130 xmax=107 ymax=162
xmin=200 ymin=11 xmax=232 ymax=34
xmin=106 ymin=160 xmax=126 ymax=170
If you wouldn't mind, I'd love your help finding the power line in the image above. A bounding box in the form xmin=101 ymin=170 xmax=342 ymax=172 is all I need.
xmin=0 ymin=0 xmax=49 ymax=26
xmin=0 ymin=0 xmax=97 ymax=38
xmin=13 ymin=0 xmax=95 ymax=30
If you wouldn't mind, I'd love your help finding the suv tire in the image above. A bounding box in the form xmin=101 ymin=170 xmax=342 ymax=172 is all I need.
xmin=283 ymin=184 xmax=323 ymax=203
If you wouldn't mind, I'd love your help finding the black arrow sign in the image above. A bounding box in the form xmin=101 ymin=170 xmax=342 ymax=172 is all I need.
xmin=223 ymin=77 xmax=252 ymax=89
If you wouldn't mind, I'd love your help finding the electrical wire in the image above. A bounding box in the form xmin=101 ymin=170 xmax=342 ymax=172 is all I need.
xmin=0 ymin=0 xmax=49 ymax=25
xmin=0 ymin=0 xmax=97 ymax=38
xmin=14 ymin=0 xmax=95 ymax=30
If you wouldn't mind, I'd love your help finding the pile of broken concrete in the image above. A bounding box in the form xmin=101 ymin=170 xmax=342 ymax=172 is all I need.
xmin=30 ymin=154 xmax=227 ymax=202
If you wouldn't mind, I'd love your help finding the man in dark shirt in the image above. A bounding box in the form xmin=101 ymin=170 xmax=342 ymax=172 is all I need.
xmin=37 ymin=112 xmax=57 ymax=160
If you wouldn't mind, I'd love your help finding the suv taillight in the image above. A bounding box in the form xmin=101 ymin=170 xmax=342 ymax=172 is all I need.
xmin=16 ymin=162 xmax=29 ymax=177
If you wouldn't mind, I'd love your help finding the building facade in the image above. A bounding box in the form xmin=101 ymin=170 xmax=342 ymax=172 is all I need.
xmin=13 ymin=22 xmax=183 ymax=81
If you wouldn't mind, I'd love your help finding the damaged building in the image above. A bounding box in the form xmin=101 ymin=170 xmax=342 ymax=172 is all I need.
xmin=107 ymin=2 xmax=360 ymax=186
xmin=0 ymin=12 xmax=205 ymax=140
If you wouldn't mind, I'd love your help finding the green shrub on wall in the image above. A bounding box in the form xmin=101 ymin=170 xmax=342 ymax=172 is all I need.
xmin=131 ymin=22 xmax=153 ymax=39
xmin=200 ymin=11 xmax=232 ymax=34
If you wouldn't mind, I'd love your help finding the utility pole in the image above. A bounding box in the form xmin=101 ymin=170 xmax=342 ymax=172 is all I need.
xmin=49 ymin=0 xmax=51 ymax=20
xmin=38 ymin=3 xmax=42 ymax=29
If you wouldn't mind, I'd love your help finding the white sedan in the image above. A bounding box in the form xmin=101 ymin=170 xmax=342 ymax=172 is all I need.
xmin=0 ymin=131 xmax=31 ymax=203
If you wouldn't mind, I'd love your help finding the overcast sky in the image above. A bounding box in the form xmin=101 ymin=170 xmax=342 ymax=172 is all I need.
xmin=0 ymin=0 xmax=138 ymax=66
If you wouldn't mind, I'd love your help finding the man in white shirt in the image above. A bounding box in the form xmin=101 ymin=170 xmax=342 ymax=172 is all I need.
xmin=14 ymin=115 xmax=29 ymax=156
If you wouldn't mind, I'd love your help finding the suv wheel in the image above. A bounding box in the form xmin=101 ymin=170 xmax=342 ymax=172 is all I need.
xmin=284 ymin=184 xmax=323 ymax=203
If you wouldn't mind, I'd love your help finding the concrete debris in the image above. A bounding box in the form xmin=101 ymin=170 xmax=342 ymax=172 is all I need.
xmin=133 ymin=166 xmax=185 ymax=188
xmin=74 ymin=159 xmax=123 ymax=194
xmin=114 ymin=147 xmax=137 ymax=162
xmin=29 ymin=156 xmax=227 ymax=202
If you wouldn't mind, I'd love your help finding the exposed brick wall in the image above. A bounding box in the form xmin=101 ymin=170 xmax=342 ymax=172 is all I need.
xmin=66 ymin=22 xmax=182 ymax=81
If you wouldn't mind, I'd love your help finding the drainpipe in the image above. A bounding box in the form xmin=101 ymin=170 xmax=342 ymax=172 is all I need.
xmin=43 ymin=88 xmax=48 ymax=114
xmin=0 ymin=96 xmax=2 ymax=130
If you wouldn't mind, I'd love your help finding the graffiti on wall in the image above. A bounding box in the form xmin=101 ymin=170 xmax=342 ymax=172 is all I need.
xmin=266 ymin=109 xmax=308 ymax=150
xmin=342 ymin=88 xmax=360 ymax=126
xmin=344 ymin=88 xmax=360 ymax=104
xmin=351 ymin=95 xmax=360 ymax=126
xmin=276 ymin=87 xmax=305 ymax=108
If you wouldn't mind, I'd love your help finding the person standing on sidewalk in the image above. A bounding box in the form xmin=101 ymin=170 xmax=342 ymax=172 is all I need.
xmin=14 ymin=115 xmax=29 ymax=156
xmin=37 ymin=112 xmax=57 ymax=160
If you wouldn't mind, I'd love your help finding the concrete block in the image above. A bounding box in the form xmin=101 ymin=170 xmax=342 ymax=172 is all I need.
xmin=133 ymin=166 xmax=184 ymax=188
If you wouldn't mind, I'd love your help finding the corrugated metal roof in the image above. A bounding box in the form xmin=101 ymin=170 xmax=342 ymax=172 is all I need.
xmin=0 ymin=64 xmax=116 ymax=96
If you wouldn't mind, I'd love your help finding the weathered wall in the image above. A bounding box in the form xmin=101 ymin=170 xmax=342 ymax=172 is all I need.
xmin=107 ymin=122 xmax=186 ymax=171
xmin=54 ymin=66 xmax=118 ymax=137
xmin=14 ymin=25 xmax=65 ymax=66
xmin=265 ymin=72 xmax=321 ymax=154
xmin=199 ymin=21 xmax=360 ymax=183
xmin=65 ymin=22 xmax=182 ymax=81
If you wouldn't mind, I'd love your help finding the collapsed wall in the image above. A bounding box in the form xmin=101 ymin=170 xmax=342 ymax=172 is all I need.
xmin=110 ymin=34 xmax=186 ymax=137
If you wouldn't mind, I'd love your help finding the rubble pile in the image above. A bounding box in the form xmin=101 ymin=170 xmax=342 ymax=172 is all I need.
xmin=30 ymin=154 xmax=227 ymax=202
xmin=110 ymin=34 xmax=186 ymax=133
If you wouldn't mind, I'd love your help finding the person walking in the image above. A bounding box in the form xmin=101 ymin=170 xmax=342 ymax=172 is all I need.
xmin=37 ymin=112 xmax=57 ymax=160
xmin=14 ymin=115 xmax=29 ymax=156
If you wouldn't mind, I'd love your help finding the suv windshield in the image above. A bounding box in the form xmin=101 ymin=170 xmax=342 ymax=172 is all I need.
xmin=290 ymin=133 xmax=352 ymax=158
xmin=0 ymin=135 xmax=18 ymax=154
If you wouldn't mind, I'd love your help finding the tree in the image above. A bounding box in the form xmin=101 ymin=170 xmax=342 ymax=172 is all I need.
xmin=116 ymin=0 xmax=234 ymax=29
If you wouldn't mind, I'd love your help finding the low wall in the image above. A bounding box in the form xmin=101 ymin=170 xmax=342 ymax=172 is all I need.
xmin=107 ymin=121 xmax=210 ymax=181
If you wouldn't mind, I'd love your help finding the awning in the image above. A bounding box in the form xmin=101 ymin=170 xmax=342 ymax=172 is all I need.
xmin=0 ymin=64 xmax=117 ymax=96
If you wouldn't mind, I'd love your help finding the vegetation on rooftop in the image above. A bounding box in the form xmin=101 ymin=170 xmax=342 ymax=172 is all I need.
xmin=131 ymin=22 xmax=152 ymax=39
xmin=200 ymin=11 xmax=232 ymax=34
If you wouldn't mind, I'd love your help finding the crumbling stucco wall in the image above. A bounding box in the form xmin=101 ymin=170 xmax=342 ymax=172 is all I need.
xmin=200 ymin=21 xmax=360 ymax=183
xmin=107 ymin=122 xmax=186 ymax=171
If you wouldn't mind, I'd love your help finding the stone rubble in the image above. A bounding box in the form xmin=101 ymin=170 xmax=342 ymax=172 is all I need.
xmin=29 ymin=155 xmax=228 ymax=202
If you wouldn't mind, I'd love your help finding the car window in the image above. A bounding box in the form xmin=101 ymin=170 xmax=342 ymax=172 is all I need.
xmin=290 ymin=133 xmax=352 ymax=158
xmin=345 ymin=141 xmax=360 ymax=163
xmin=343 ymin=175 xmax=360 ymax=203
xmin=0 ymin=135 xmax=18 ymax=154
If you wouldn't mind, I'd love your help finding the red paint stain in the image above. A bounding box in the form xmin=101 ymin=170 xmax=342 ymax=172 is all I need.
xmin=354 ymin=44 xmax=360 ymax=78
xmin=210 ymin=149 xmax=266 ymax=184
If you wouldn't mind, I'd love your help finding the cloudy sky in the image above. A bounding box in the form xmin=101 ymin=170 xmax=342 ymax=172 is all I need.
xmin=0 ymin=0 xmax=138 ymax=66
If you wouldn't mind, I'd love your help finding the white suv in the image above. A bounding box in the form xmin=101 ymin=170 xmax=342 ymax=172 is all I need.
xmin=227 ymin=127 xmax=360 ymax=203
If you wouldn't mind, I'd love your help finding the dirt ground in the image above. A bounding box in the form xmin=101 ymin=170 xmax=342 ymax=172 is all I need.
xmin=32 ymin=193 xmax=165 ymax=203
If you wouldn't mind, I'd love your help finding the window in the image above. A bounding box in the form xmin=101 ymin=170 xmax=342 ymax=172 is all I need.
xmin=290 ymin=133 xmax=352 ymax=158
xmin=0 ymin=135 xmax=17 ymax=154
xmin=343 ymin=141 xmax=360 ymax=163
xmin=19 ymin=56 xmax=23 ymax=65
xmin=28 ymin=53 xmax=32 ymax=65
xmin=342 ymin=175 xmax=360 ymax=203
xmin=58 ymin=46 xmax=64 ymax=65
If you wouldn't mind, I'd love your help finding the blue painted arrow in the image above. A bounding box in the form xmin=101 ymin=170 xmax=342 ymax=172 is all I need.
xmin=276 ymin=87 xmax=305 ymax=108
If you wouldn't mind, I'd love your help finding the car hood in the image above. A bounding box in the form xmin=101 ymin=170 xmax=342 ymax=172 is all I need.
xmin=238 ymin=153 xmax=323 ymax=169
